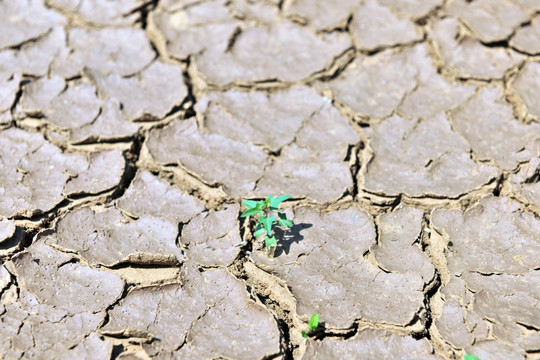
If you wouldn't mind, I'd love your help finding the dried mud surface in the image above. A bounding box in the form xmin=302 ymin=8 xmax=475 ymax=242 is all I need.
xmin=1 ymin=0 xmax=539 ymax=359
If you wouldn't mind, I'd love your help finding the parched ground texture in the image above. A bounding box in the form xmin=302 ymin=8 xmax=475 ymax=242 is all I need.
xmin=1 ymin=0 xmax=540 ymax=359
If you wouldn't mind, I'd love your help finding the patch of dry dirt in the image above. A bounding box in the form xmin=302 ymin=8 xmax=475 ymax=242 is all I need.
xmin=1 ymin=0 xmax=539 ymax=359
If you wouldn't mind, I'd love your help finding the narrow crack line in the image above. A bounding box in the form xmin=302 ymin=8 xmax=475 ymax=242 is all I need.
xmin=308 ymin=47 xmax=357 ymax=83
xmin=175 ymin=284 xmax=236 ymax=352
xmin=2 ymin=28 xmax=54 ymax=52
xmin=356 ymin=34 xmax=427 ymax=57
xmin=9 ymin=78 xmax=24 ymax=115
xmin=508 ymin=42 xmax=540 ymax=56
xmin=174 ymin=304 xmax=213 ymax=351
xmin=479 ymin=12 xmax=534 ymax=51
xmin=414 ymin=0 xmax=446 ymax=26
xmin=193 ymin=97 xmax=288 ymax=154
xmin=505 ymin=193 xmax=540 ymax=220
xmin=78 ymin=103 xmax=103 ymax=129
xmin=160 ymin=161 xmax=226 ymax=190
xmin=99 ymin=282 xmax=134 ymax=332
xmin=447 ymin=103 xmax=503 ymax=171
xmin=228 ymin=210 xmax=253 ymax=277
xmin=360 ymin=187 xmax=478 ymax=203
xmin=205 ymin=78 xmax=295 ymax=93
xmin=504 ymin=61 xmax=531 ymax=126
xmin=252 ymin=157 xmax=274 ymax=190
xmin=147 ymin=293 xmax=164 ymax=337
xmin=395 ymin=79 xmax=422 ymax=121
xmin=318 ymin=12 xmax=354 ymax=34
xmin=140 ymin=164 xmax=228 ymax=211
xmin=225 ymin=27 xmax=242 ymax=53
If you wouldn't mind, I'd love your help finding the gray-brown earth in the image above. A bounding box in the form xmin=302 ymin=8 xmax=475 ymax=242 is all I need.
xmin=1 ymin=0 xmax=539 ymax=359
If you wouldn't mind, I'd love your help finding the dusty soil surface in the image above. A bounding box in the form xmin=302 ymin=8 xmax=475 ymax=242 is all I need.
xmin=1 ymin=0 xmax=540 ymax=359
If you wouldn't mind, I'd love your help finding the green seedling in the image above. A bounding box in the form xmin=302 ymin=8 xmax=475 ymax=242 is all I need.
xmin=463 ymin=355 xmax=481 ymax=360
xmin=241 ymin=195 xmax=293 ymax=258
xmin=302 ymin=313 xmax=319 ymax=338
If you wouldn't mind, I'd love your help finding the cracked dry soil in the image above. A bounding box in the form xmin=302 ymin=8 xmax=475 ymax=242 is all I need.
xmin=1 ymin=0 xmax=539 ymax=359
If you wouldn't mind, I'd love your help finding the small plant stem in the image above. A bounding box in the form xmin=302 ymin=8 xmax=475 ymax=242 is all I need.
xmin=267 ymin=243 xmax=276 ymax=258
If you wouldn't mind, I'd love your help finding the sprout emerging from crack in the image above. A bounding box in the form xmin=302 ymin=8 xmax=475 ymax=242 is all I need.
xmin=241 ymin=195 xmax=293 ymax=258
xmin=302 ymin=313 xmax=319 ymax=338
xmin=463 ymin=355 xmax=481 ymax=360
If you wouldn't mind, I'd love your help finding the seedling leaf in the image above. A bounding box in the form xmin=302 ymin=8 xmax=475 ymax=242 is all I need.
xmin=242 ymin=200 xmax=260 ymax=209
xmin=463 ymin=355 xmax=481 ymax=360
xmin=278 ymin=219 xmax=293 ymax=228
xmin=265 ymin=235 xmax=277 ymax=248
xmin=241 ymin=194 xmax=293 ymax=259
xmin=254 ymin=223 xmax=267 ymax=237
xmin=262 ymin=195 xmax=272 ymax=210
xmin=301 ymin=331 xmax=308 ymax=338
xmin=308 ymin=313 xmax=319 ymax=331
xmin=277 ymin=212 xmax=293 ymax=228
xmin=259 ymin=215 xmax=275 ymax=235
xmin=241 ymin=207 xmax=263 ymax=217
xmin=269 ymin=195 xmax=291 ymax=210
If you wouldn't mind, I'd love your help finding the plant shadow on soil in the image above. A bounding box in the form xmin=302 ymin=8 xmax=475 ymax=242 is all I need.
xmin=273 ymin=223 xmax=312 ymax=257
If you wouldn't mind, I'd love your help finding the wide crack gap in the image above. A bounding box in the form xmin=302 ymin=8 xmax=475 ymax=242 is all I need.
xmin=274 ymin=317 xmax=294 ymax=360
xmin=414 ymin=271 xmax=441 ymax=341
xmin=254 ymin=294 xmax=296 ymax=359
xmin=4 ymin=132 xmax=144 ymax=257
xmin=163 ymin=57 xmax=197 ymax=119
xmin=419 ymin=213 xmax=453 ymax=357
xmin=338 ymin=141 xmax=362 ymax=201
xmin=492 ymin=172 xmax=507 ymax=197
xmin=107 ymin=262 xmax=180 ymax=271
xmin=11 ymin=198 xmax=71 ymax=230
xmin=312 ymin=322 xmax=359 ymax=340
xmin=129 ymin=0 xmax=159 ymax=29
xmin=0 ymin=224 xmax=36 ymax=260
xmin=229 ymin=213 xmax=300 ymax=358
xmin=106 ymin=132 xmax=145 ymax=201
xmin=6 ymin=141 xmax=147 ymax=253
